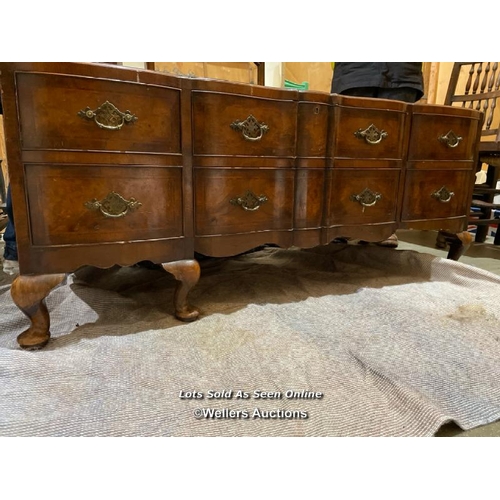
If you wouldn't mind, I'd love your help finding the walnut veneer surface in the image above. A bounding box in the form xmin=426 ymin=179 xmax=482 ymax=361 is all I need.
xmin=0 ymin=62 xmax=483 ymax=349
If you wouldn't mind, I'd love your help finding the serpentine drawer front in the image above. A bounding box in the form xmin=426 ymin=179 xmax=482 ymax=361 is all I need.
xmin=403 ymin=104 xmax=480 ymax=225
xmin=192 ymin=91 xmax=296 ymax=158
xmin=16 ymin=72 xmax=182 ymax=154
xmin=325 ymin=169 xmax=400 ymax=226
xmin=194 ymin=169 xmax=294 ymax=236
xmin=0 ymin=62 xmax=484 ymax=349
xmin=402 ymin=170 xmax=471 ymax=222
xmin=25 ymin=165 xmax=184 ymax=246
xmin=408 ymin=106 xmax=480 ymax=162
xmin=331 ymin=96 xmax=408 ymax=162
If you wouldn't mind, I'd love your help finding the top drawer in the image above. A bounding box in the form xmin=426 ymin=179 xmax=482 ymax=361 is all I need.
xmin=192 ymin=91 xmax=297 ymax=157
xmin=408 ymin=106 xmax=481 ymax=161
xmin=16 ymin=72 xmax=181 ymax=154
xmin=331 ymin=96 xmax=409 ymax=160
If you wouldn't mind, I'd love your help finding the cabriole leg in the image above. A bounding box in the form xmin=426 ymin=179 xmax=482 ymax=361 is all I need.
xmin=437 ymin=230 xmax=474 ymax=261
xmin=10 ymin=274 xmax=67 ymax=350
xmin=161 ymin=259 xmax=200 ymax=322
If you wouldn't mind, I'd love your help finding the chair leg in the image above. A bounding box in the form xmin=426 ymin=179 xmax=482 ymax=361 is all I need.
xmin=437 ymin=230 xmax=473 ymax=261
xmin=475 ymin=224 xmax=489 ymax=243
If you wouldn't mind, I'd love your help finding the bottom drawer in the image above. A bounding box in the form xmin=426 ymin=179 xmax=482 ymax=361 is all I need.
xmin=26 ymin=164 xmax=184 ymax=246
xmin=194 ymin=168 xmax=294 ymax=236
xmin=402 ymin=170 xmax=472 ymax=221
xmin=325 ymin=169 xmax=400 ymax=225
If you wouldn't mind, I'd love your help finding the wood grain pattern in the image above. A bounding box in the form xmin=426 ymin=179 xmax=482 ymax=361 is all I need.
xmin=0 ymin=62 xmax=484 ymax=349
xmin=408 ymin=110 xmax=480 ymax=161
xmin=325 ymin=169 xmax=400 ymax=226
xmin=161 ymin=260 xmax=200 ymax=321
xmin=192 ymin=91 xmax=296 ymax=157
xmin=25 ymin=165 xmax=184 ymax=245
xmin=402 ymin=169 xmax=471 ymax=221
xmin=11 ymin=274 xmax=66 ymax=349
xmin=194 ymin=168 xmax=294 ymax=236
xmin=16 ymin=72 xmax=182 ymax=153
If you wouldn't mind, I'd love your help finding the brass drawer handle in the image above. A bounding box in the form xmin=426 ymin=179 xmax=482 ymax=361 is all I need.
xmin=230 ymin=191 xmax=268 ymax=211
xmin=354 ymin=123 xmax=388 ymax=145
xmin=85 ymin=192 xmax=142 ymax=218
xmin=230 ymin=114 xmax=269 ymax=142
xmin=431 ymin=186 xmax=455 ymax=203
xmin=438 ymin=130 xmax=463 ymax=148
xmin=78 ymin=101 xmax=138 ymax=130
xmin=350 ymin=188 xmax=382 ymax=212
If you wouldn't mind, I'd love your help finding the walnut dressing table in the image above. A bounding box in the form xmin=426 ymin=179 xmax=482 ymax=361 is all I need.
xmin=0 ymin=62 xmax=482 ymax=349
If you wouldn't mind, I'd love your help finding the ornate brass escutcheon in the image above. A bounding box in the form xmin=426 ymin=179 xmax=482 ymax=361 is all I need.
xmin=78 ymin=101 xmax=138 ymax=130
xmin=354 ymin=124 xmax=388 ymax=145
xmin=230 ymin=114 xmax=269 ymax=141
xmin=85 ymin=192 xmax=142 ymax=218
xmin=350 ymin=188 xmax=382 ymax=213
xmin=431 ymin=186 xmax=455 ymax=203
xmin=230 ymin=191 xmax=268 ymax=211
xmin=438 ymin=130 xmax=463 ymax=148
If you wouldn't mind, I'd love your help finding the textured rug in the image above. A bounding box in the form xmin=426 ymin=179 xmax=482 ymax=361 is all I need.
xmin=1 ymin=244 xmax=500 ymax=437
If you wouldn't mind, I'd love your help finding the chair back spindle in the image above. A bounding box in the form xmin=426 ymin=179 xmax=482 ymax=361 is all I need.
xmin=445 ymin=62 xmax=500 ymax=244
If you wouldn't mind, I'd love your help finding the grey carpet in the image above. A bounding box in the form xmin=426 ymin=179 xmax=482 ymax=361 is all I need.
xmin=1 ymin=244 xmax=499 ymax=436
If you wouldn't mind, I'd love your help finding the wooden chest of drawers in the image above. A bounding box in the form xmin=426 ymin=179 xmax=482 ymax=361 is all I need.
xmin=0 ymin=62 xmax=483 ymax=349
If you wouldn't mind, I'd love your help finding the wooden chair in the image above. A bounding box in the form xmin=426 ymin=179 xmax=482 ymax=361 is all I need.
xmin=444 ymin=62 xmax=500 ymax=245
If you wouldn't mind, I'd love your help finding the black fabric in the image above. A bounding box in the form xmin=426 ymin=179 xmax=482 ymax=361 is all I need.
xmin=331 ymin=63 xmax=424 ymax=101
xmin=3 ymin=186 xmax=17 ymax=261
xmin=339 ymin=86 xmax=421 ymax=104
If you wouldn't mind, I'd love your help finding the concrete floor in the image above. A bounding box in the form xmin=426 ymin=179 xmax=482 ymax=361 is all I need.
xmin=1 ymin=229 xmax=499 ymax=436
xmin=397 ymin=229 xmax=500 ymax=276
